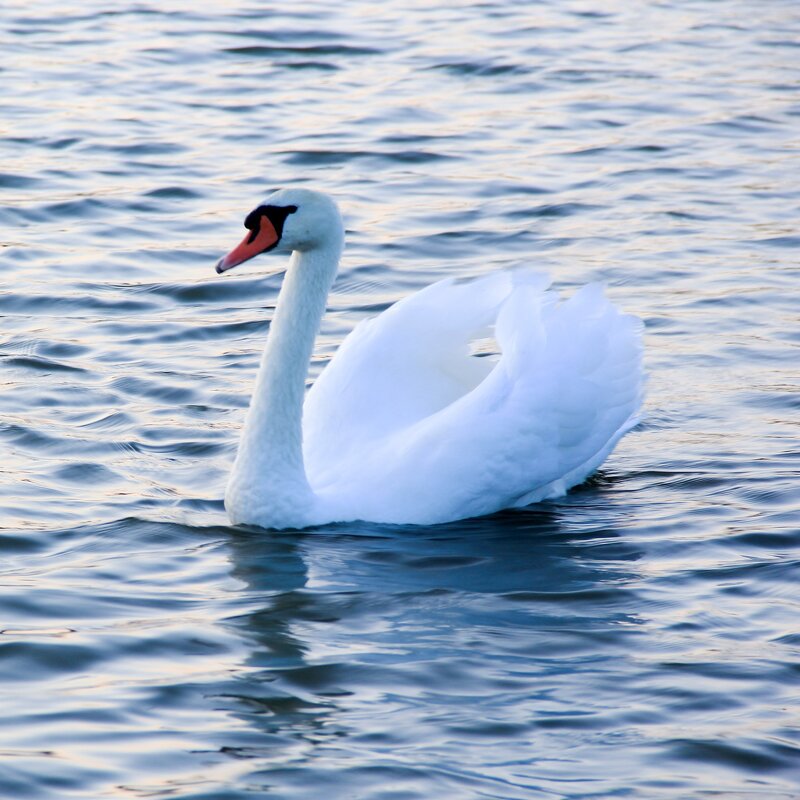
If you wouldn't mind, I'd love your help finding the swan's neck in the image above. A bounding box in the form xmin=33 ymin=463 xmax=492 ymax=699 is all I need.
xmin=227 ymin=238 xmax=342 ymax=526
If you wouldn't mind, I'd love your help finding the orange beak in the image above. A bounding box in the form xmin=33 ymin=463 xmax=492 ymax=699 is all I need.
xmin=216 ymin=214 xmax=280 ymax=274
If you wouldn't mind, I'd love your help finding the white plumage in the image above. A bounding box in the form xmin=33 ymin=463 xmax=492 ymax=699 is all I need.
xmin=215 ymin=188 xmax=644 ymax=529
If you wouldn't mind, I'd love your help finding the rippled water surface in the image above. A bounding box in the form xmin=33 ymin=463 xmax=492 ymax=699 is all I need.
xmin=2 ymin=1 xmax=799 ymax=797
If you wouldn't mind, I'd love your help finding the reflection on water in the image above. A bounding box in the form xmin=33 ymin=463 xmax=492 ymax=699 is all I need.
xmin=217 ymin=508 xmax=646 ymax=797
xmin=1 ymin=0 xmax=799 ymax=797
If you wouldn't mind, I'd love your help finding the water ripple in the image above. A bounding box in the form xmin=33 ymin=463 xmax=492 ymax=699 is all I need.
xmin=1 ymin=0 xmax=799 ymax=798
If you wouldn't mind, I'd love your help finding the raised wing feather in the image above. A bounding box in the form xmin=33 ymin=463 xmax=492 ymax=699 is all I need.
xmin=303 ymin=271 xmax=518 ymax=485
xmin=307 ymin=270 xmax=643 ymax=525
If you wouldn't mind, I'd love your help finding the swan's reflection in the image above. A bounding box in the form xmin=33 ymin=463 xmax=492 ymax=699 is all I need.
xmin=219 ymin=496 xmax=643 ymax=764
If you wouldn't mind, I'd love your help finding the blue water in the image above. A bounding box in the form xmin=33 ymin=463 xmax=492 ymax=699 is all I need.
xmin=2 ymin=1 xmax=799 ymax=797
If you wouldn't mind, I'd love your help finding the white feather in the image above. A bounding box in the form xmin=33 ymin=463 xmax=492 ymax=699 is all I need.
xmin=220 ymin=189 xmax=645 ymax=529
xmin=305 ymin=270 xmax=643 ymax=525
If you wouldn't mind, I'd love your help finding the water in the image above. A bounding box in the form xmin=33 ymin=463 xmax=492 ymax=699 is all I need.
xmin=1 ymin=0 xmax=799 ymax=796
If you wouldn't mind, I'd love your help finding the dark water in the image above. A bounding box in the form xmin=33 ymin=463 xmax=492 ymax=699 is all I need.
xmin=2 ymin=1 xmax=799 ymax=797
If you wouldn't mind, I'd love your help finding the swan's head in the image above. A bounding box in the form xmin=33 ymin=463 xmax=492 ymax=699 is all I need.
xmin=216 ymin=188 xmax=342 ymax=274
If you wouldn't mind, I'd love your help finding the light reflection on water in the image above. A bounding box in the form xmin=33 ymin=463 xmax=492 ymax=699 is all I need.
xmin=1 ymin=0 xmax=799 ymax=797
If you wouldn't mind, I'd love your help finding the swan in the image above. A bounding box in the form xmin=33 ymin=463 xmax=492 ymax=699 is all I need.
xmin=215 ymin=188 xmax=644 ymax=530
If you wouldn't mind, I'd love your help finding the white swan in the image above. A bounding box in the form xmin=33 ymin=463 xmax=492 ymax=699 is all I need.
xmin=215 ymin=188 xmax=644 ymax=530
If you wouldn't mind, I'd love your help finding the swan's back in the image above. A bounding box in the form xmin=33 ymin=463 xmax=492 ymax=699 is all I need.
xmin=303 ymin=270 xmax=643 ymax=525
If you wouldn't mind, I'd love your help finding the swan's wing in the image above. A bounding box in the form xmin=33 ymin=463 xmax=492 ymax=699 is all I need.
xmin=504 ymin=280 xmax=645 ymax=504
xmin=303 ymin=271 xmax=539 ymax=483
xmin=316 ymin=276 xmax=644 ymax=525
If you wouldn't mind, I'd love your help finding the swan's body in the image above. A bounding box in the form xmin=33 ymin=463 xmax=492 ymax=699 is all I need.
xmin=216 ymin=188 xmax=644 ymax=530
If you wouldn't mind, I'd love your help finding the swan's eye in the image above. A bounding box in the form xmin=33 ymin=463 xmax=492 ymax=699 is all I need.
xmin=243 ymin=204 xmax=298 ymax=245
